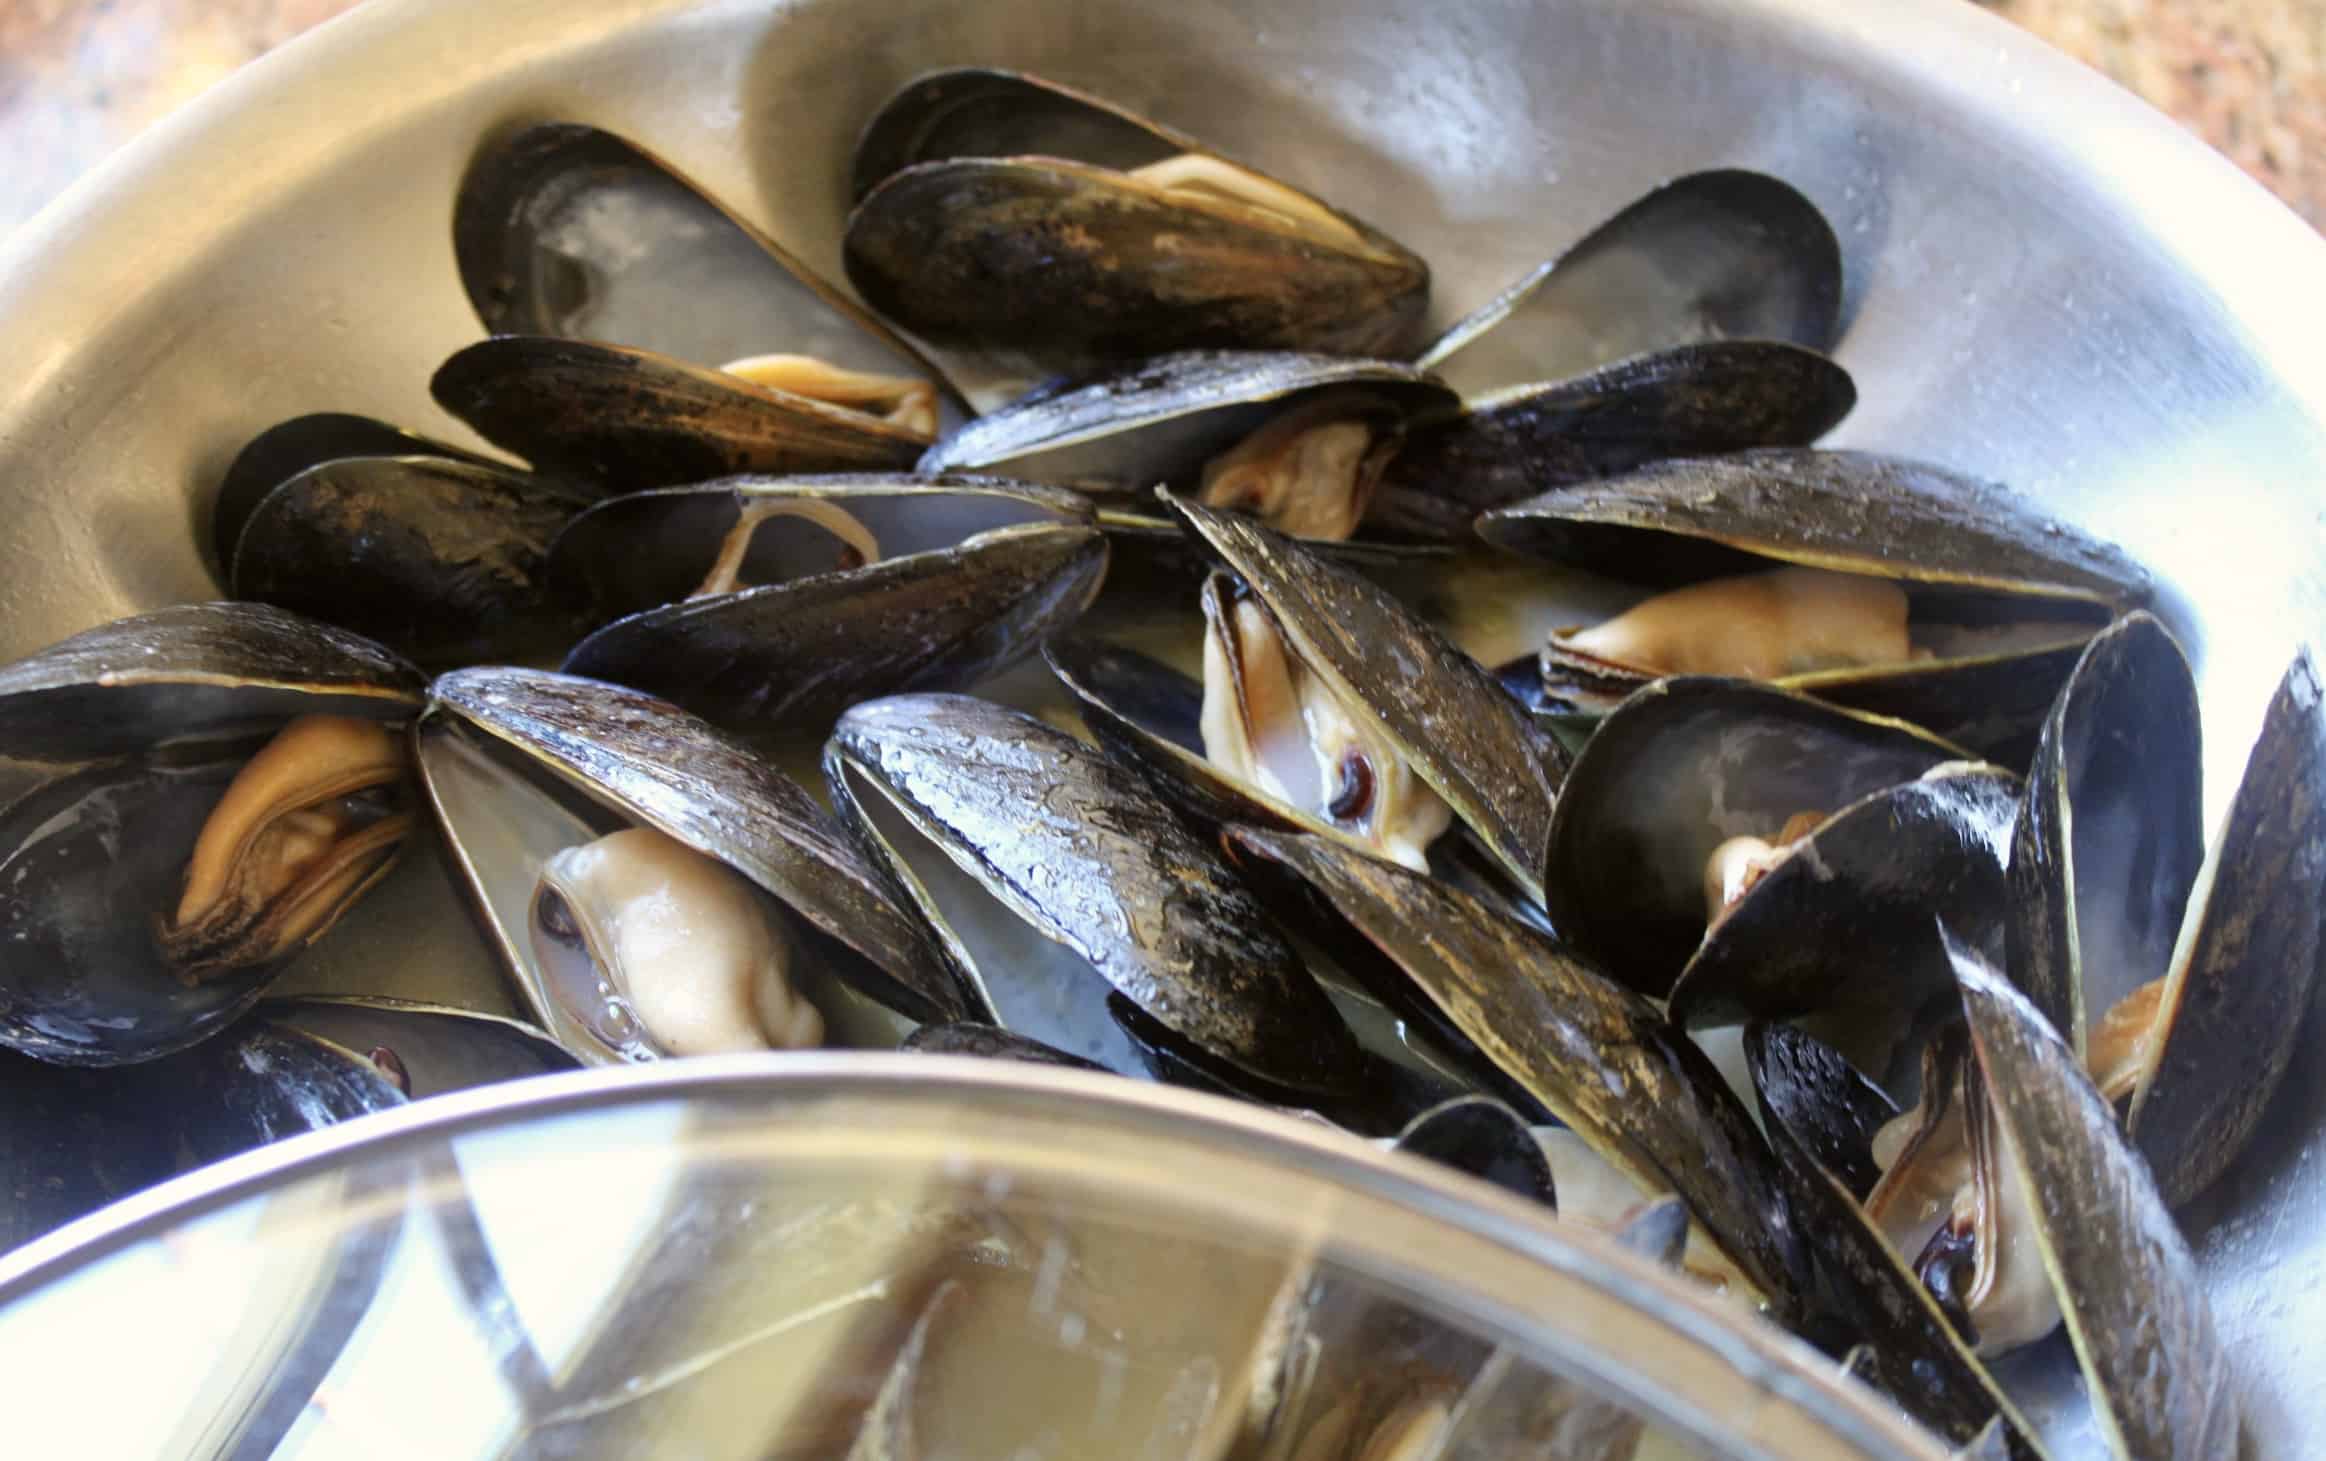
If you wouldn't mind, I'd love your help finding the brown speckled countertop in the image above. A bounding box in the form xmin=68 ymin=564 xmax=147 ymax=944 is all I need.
xmin=0 ymin=0 xmax=2320 ymax=234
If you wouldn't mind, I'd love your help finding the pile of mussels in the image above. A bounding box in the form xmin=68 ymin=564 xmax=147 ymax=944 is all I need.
xmin=2 ymin=68 xmax=2319 ymax=1460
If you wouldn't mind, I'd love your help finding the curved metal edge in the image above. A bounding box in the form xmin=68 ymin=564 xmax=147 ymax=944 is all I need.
xmin=0 ymin=1054 xmax=1945 ymax=1458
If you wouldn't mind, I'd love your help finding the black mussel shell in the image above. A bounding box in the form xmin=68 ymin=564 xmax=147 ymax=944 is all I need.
xmin=561 ymin=523 xmax=1107 ymax=740
xmin=1949 ymin=930 xmax=2237 ymax=1460
xmin=1668 ymin=764 xmax=2021 ymax=1029
xmin=1225 ymin=825 xmax=1810 ymax=1321
xmin=900 ymin=1022 xmax=1109 ymax=1071
xmin=1544 ymin=678 xmax=1960 ymax=997
xmin=1419 ymin=169 xmax=1845 ymax=395
xmin=231 ymin=454 xmax=599 ymax=669
xmin=1392 ymin=1096 xmax=1556 ymax=1207
xmin=431 ymin=337 xmax=929 ymax=490
xmin=826 ymin=693 xmax=1368 ymax=1111
xmin=212 ymin=412 xmax=504 ymax=574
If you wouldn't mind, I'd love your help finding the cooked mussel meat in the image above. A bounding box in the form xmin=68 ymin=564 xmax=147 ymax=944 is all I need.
xmin=420 ymin=668 xmax=977 ymax=1064
xmin=0 ymin=604 xmax=422 ymax=1065
xmin=845 ymin=69 xmax=1429 ymax=392
xmin=1479 ymin=449 xmax=2151 ymax=761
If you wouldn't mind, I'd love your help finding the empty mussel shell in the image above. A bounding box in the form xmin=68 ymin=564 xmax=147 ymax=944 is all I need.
xmin=1224 ymin=825 xmax=1810 ymax=1320
xmin=256 ymin=995 xmax=576 ymax=1098
xmin=1479 ymin=449 xmax=2151 ymax=759
xmin=229 ymin=452 xmax=599 ymax=668
xmin=1374 ymin=340 xmax=1857 ymax=538
xmin=548 ymin=472 xmax=1091 ymax=623
xmin=920 ymin=350 xmax=1458 ymax=544
xmin=824 ymin=692 xmax=1367 ymax=1110
xmin=455 ymin=121 xmax=962 ymax=419
xmin=211 ymin=412 xmax=507 ymax=574
xmin=1949 ymin=931 xmax=2238 ymax=1460
xmin=1170 ymin=498 xmax=1563 ymax=902
xmin=0 ymin=1017 xmax=403 ymax=1252
xmin=419 ymin=668 xmax=978 ymax=1064
xmin=561 ymin=520 xmax=1108 ymax=739
xmin=1418 ymin=169 xmax=1845 ymax=396
xmin=1744 ymin=1023 xmax=2042 ymax=1457
xmin=845 ymin=68 xmax=1430 ymax=390
xmin=1667 ymin=762 xmax=2022 ymax=1029
xmin=0 ymin=604 xmax=424 ymax=1065
xmin=431 ymin=336 xmax=933 ymax=491
xmin=1543 ymin=677 xmax=1962 ymax=997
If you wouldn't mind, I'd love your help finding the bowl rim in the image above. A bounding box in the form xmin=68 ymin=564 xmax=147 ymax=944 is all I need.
xmin=0 ymin=1052 xmax=1951 ymax=1459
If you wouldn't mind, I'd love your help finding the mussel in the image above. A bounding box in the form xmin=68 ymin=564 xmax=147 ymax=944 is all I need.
xmin=1479 ymin=449 xmax=2152 ymax=762
xmin=2010 ymin=622 xmax=2326 ymax=1206
xmin=438 ymin=120 xmax=962 ymax=487
xmin=550 ymin=474 xmax=1108 ymax=737
xmin=418 ymin=668 xmax=978 ymax=1063
xmin=1540 ymin=677 xmax=1968 ymax=999
xmin=824 ymin=692 xmax=1370 ymax=1113
xmin=845 ymin=68 xmax=1430 ymax=395
xmin=0 ymin=604 xmax=423 ymax=1064
xmin=1371 ymin=170 xmax=1853 ymax=535
xmin=921 ymin=351 xmax=1458 ymax=545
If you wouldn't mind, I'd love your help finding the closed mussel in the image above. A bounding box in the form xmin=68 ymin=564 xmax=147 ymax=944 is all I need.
xmin=845 ymin=68 xmax=1430 ymax=393
xmin=921 ymin=350 xmax=1458 ymax=546
xmin=0 ymin=604 xmax=423 ymax=1065
xmin=823 ymin=692 xmax=1369 ymax=1113
xmin=1542 ymin=677 xmax=1962 ymax=998
xmin=218 ymin=413 xmax=599 ymax=668
xmin=2012 ymin=620 xmax=2326 ymax=1206
xmin=1478 ymin=449 xmax=2151 ymax=762
xmin=553 ymin=474 xmax=1107 ymax=738
xmin=419 ymin=668 xmax=979 ymax=1064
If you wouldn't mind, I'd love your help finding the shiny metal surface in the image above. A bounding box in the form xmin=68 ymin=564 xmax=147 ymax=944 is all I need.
xmin=0 ymin=1054 xmax=1947 ymax=1460
xmin=0 ymin=0 xmax=2318 ymax=1453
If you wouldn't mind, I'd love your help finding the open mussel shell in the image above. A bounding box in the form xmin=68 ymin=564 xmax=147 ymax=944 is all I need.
xmin=211 ymin=412 xmax=507 ymax=573
xmin=1948 ymin=931 xmax=2239 ymax=1460
xmin=229 ymin=453 xmax=599 ymax=669
xmin=1480 ymin=449 xmax=2149 ymax=756
xmin=1667 ymin=762 xmax=2021 ymax=1030
xmin=455 ymin=121 xmax=961 ymax=416
xmin=900 ymin=1021 xmax=1109 ymax=1071
xmin=2124 ymin=647 xmax=2326 ymax=1206
xmin=549 ymin=472 xmax=1091 ymax=623
xmin=2006 ymin=612 xmax=2204 ymax=1050
xmin=431 ymin=337 xmax=930 ymax=490
xmin=420 ymin=668 xmax=978 ymax=1063
xmin=256 ymin=995 xmax=577 ymax=1098
xmin=846 ymin=69 xmax=1429 ymax=384
xmin=1170 ymin=498 xmax=1562 ymax=902
xmin=1223 ymin=825 xmax=1810 ymax=1321
xmin=1389 ymin=1096 xmax=1557 ymax=1207
xmin=0 ymin=1018 xmax=403 ymax=1252
xmin=1543 ymin=677 xmax=1961 ymax=997
xmin=1419 ymin=169 xmax=1844 ymax=396
xmin=1744 ymin=1023 xmax=2043 ymax=1458
xmin=561 ymin=521 xmax=1108 ymax=739
xmin=0 ymin=604 xmax=424 ymax=1065
xmin=920 ymin=349 xmax=1457 ymax=543
xmin=1374 ymin=340 xmax=1857 ymax=537
xmin=824 ymin=692 xmax=1368 ymax=1111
